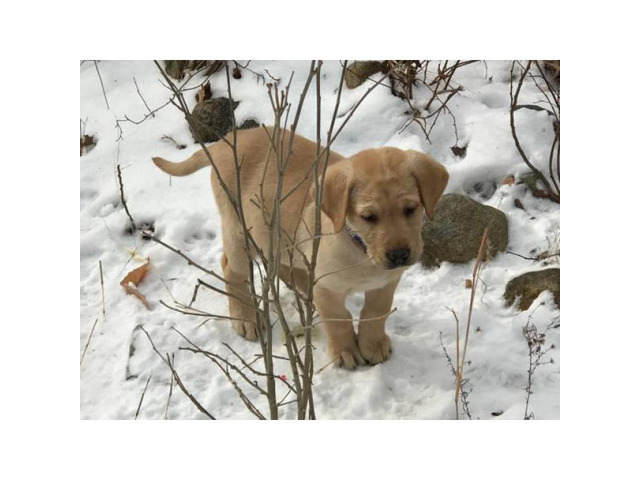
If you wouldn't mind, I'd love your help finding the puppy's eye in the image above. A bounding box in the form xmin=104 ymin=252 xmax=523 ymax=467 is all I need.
xmin=361 ymin=213 xmax=377 ymax=223
xmin=403 ymin=206 xmax=417 ymax=217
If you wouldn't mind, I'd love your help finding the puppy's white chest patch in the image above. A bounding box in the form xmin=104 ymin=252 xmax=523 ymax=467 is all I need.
xmin=317 ymin=259 xmax=401 ymax=293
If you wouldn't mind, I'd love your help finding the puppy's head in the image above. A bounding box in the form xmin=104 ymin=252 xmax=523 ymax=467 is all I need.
xmin=319 ymin=148 xmax=448 ymax=269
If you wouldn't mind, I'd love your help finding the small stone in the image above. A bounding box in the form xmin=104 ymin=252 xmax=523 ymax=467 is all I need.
xmin=344 ymin=61 xmax=387 ymax=89
xmin=504 ymin=268 xmax=560 ymax=310
xmin=189 ymin=97 xmax=239 ymax=143
xmin=239 ymin=119 xmax=260 ymax=130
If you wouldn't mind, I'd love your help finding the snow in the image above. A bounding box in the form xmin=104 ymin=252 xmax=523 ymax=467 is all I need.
xmin=80 ymin=60 xmax=560 ymax=420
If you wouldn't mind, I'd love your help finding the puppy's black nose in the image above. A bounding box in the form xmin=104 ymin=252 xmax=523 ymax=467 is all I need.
xmin=386 ymin=248 xmax=410 ymax=268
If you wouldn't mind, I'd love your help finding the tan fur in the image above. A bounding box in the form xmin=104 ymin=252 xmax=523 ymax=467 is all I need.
xmin=153 ymin=127 xmax=448 ymax=369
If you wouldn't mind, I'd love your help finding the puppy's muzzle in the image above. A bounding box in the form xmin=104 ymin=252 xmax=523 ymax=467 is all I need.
xmin=386 ymin=248 xmax=411 ymax=269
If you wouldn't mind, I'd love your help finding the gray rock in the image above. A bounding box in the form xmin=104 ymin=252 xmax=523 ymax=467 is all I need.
xmin=239 ymin=119 xmax=260 ymax=130
xmin=345 ymin=61 xmax=387 ymax=88
xmin=421 ymin=193 xmax=508 ymax=268
xmin=504 ymin=268 xmax=560 ymax=310
xmin=189 ymin=97 xmax=239 ymax=143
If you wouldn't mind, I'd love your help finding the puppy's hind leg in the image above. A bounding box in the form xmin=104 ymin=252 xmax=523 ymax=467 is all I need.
xmin=221 ymin=237 xmax=258 ymax=341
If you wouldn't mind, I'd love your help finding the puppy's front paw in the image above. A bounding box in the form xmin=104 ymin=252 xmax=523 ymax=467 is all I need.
xmin=358 ymin=333 xmax=392 ymax=365
xmin=328 ymin=338 xmax=366 ymax=370
xmin=232 ymin=319 xmax=257 ymax=341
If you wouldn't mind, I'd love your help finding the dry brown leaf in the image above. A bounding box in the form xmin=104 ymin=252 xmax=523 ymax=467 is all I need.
xmin=465 ymin=279 xmax=473 ymax=289
xmin=120 ymin=258 xmax=151 ymax=309
xmin=502 ymin=175 xmax=515 ymax=185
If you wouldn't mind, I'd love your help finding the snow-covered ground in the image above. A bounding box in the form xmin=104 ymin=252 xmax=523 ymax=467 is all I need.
xmin=80 ymin=60 xmax=560 ymax=419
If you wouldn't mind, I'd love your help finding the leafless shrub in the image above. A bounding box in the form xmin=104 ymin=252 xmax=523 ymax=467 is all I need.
xmin=114 ymin=61 xmax=227 ymax=141
xmin=337 ymin=60 xmax=474 ymax=144
xmin=510 ymin=60 xmax=560 ymax=203
xmin=233 ymin=61 xmax=282 ymax=85
xmin=390 ymin=60 xmax=476 ymax=145
xmin=447 ymin=227 xmax=488 ymax=420
xmin=142 ymin=326 xmax=217 ymax=419
xmin=523 ymin=310 xmax=559 ymax=420
xmin=140 ymin=60 xmax=386 ymax=419
xmin=439 ymin=331 xmax=472 ymax=419
xmin=439 ymin=227 xmax=490 ymax=420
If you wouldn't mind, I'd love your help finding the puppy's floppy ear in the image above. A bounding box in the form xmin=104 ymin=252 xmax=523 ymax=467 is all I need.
xmin=408 ymin=151 xmax=449 ymax=220
xmin=309 ymin=160 xmax=353 ymax=233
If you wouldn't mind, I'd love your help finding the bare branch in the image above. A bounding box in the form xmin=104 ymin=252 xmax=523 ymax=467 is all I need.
xmin=116 ymin=164 xmax=136 ymax=232
xmin=509 ymin=61 xmax=560 ymax=203
xmin=93 ymin=60 xmax=110 ymax=110
xmin=141 ymin=327 xmax=216 ymax=420
xmin=80 ymin=318 xmax=99 ymax=366
xmin=80 ymin=261 xmax=106 ymax=365
xmin=133 ymin=77 xmax=155 ymax=117
xmin=164 ymin=353 xmax=175 ymax=419
xmin=134 ymin=374 xmax=152 ymax=419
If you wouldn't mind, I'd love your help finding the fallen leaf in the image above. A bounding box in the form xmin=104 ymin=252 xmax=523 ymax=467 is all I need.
xmin=465 ymin=279 xmax=473 ymax=289
xmin=80 ymin=134 xmax=95 ymax=156
xmin=502 ymin=175 xmax=515 ymax=185
xmin=120 ymin=258 xmax=151 ymax=309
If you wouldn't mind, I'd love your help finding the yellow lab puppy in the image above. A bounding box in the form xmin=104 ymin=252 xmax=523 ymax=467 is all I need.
xmin=153 ymin=127 xmax=448 ymax=369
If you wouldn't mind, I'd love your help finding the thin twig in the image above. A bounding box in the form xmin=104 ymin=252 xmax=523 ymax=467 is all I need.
xmin=133 ymin=77 xmax=154 ymax=117
xmin=80 ymin=260 xmax=106 ymax=365
xmin=164 ymin=353 xmax=175 ymax=419
xmin=80 ymin=318 xmax=99 ymax=366
xmin=144 ymin=232 xmax=229 ymax=286
xmin=507 ymin=250 xmax=560 ymax=262
xmin=116 ymin=164 xmax=136 ymax=232
xmin=93 ymin=60 xmax=110 ymax=110
xmin=134 ymin=374 xmax=152 ymax=419
xmin=99 ymin=260 xmax=106 ymax=322
xmin=173 ymin=328 xmax=267 ymax=420
xmin=141 ymin=327 xmax=216 ymax=420
xmin=302 ymin=308 xmax=397 ymax=328
xmin=159 ymin=299 xmax=250 ymax=323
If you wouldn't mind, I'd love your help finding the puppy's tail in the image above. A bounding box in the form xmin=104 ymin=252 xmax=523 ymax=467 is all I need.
xmin=152 ymin=150 xmax=210 ymax=177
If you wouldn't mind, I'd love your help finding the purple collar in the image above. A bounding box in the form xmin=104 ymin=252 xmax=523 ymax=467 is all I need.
xmin=345 ymin=222 xmax=367 ymax=252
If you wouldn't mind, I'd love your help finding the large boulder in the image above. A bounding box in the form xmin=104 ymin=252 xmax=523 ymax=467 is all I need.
xmin=421 ymin=193 xmax=508 ymax=268
xmin=504 ymin=268 xmax=560 ymax=310
xmin=189 ymin=97 xmax=239 ymax=143
xmin=345 ymin=61 xmax=387 ymax=88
